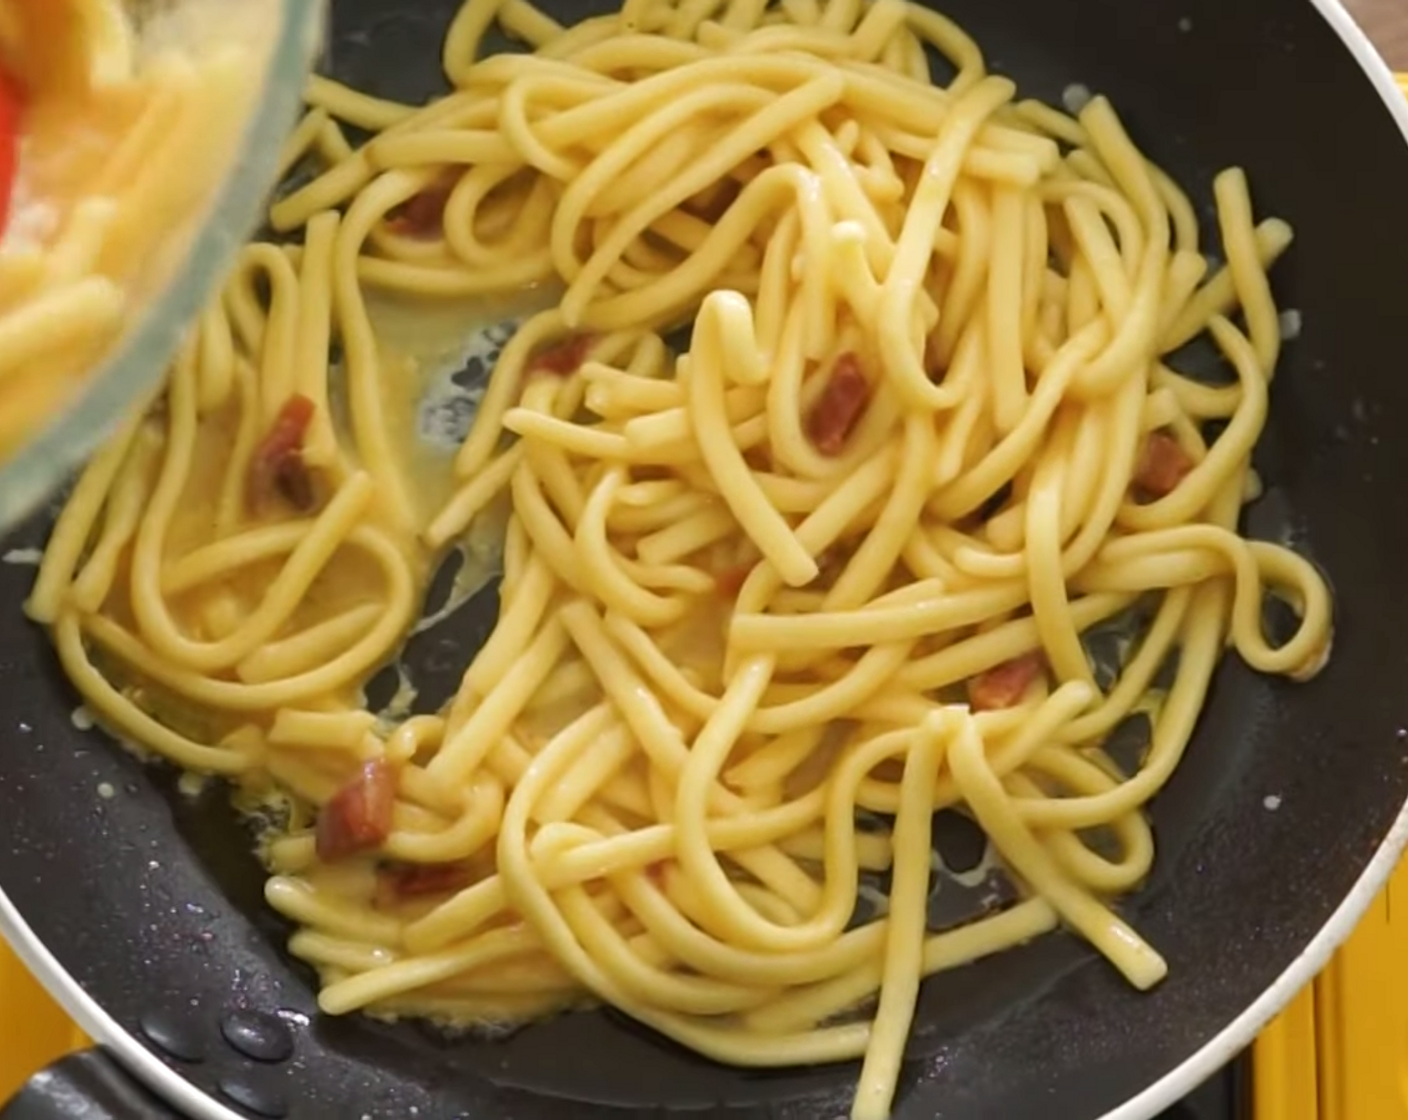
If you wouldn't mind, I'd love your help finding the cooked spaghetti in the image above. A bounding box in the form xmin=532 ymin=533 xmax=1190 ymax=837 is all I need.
xmin=0 ymin=0 xmax=255 ymax=458
xmin=30 ymin=0 xmax=1333 ymax=1116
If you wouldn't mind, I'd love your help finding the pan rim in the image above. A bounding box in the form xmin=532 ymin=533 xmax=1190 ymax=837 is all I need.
xmin=2 ymin=0 xmax=1407 ymax=1117
xmin=1096 ymin=2 xmax=1408 ymax=1115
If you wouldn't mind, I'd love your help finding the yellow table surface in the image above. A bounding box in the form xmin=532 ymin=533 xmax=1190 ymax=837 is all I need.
xmin=1255 ymin=852 xmax=1408 ymax=1120
xmin=0 ymin=948 xmax=88 ymax=1101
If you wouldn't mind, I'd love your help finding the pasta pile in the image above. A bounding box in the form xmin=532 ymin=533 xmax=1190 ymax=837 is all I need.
xmin=0 ymin=0 xmax=254 ymax=457
xmin=29 ymin=0 xmax=1333 ymax=1115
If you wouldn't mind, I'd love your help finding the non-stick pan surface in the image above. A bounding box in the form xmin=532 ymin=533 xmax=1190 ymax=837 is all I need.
xmin=3 ymin=1 xmax=1408 ymax=1118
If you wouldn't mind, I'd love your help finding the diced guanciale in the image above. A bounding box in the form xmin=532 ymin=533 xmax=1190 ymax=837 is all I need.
xmin=315 ymin=760 xmax=396 ymax=862
xmin=528 ymin=334 xmax=593 ymax=377
xmin=807 ymin=352 xmax=871 ymax=456
xmin=386 ymin=176 xmax=455 ymax=239
xmin=247 ymin=394 xmax=317 ymax=513
xmin=376 ymin=860 xmax=472 ymax=903
xmin=714 ymin=563 xmax=752 ymax=600
xmin=923 ymin=336 xmax=946 ymax=383
xmin=967 ymin=653 xmax=1044 ymax=712
xmin=815 ymin=547 xmax=847 ymax=585
xmin=1134 ymin=432 xmax=1194 ymax=499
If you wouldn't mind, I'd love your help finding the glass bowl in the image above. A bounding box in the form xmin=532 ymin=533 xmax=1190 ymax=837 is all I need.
xmin=0 ymin=0 xmax=324 ymax=531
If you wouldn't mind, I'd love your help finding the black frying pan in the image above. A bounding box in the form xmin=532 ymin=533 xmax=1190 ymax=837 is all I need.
xmin=3 ymin=1 xmax=1408 ymax=1118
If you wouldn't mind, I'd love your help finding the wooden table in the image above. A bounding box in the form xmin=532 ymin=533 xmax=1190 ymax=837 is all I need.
xmin=1345 ymin=0 xmax=1408 ymax=69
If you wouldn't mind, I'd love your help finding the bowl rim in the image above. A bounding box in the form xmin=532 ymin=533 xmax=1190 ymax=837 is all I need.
xmin=0 ymin=0 xmax=326 ymax=532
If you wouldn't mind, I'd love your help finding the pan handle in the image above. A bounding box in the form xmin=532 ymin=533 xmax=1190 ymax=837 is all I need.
xmin=0 ymin=1050 xmax=184 ymax=1120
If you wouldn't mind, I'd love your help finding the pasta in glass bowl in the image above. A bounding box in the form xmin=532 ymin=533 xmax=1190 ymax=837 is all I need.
xmin=0 ymin=0 xmax=322 ymax=530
